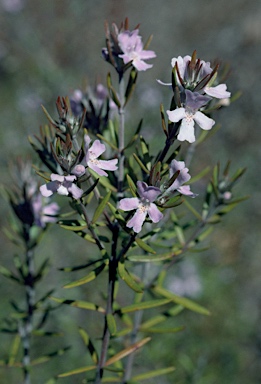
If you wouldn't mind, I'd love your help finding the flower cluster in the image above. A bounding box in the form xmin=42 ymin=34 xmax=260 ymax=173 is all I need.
xmin=102 ymin=19 xmax=156 ymax=76
xmin=118 ymin=160 xmax=195 ymax=233
xmin=159 ymin=52 xmax=231 ymax=143
xmin=39 ymin=135 xmax=118 ymax=200
xmin=6 ymin=158 xmax=59 ymax=228
xmin=118 ymin=29 xmax=156 ymax=71
xmin=70 ymin=83 xmax=117 ymax=134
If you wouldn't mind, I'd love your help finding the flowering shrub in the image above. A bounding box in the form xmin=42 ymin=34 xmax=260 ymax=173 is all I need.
xmin=0 ymin=18 xmax=246 ymax=384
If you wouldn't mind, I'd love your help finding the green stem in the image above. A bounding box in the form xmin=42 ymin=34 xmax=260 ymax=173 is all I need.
xmin=94 ymin=225 xmax=119 ymax=384
xmin=19 ymin=239 xmax=35 ymax=384
xmin=117 ymin=77 xmax=125 ymax=199
xmin=122 ymin=264 xmax=148 ymax=383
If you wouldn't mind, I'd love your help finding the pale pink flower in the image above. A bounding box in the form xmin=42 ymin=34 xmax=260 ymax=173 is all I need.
xmin=84 ymin=135 xmax=118 ymax=177
xmin=118 ymin=29 xmax=156 ymax=71
xmin=40 ymin=174 xmax=83 ymax=199
xmin=118 ymin=181 xmax=163 ymax=233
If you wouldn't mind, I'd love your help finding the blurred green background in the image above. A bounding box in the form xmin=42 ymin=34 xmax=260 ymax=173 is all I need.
xmin=0 ymin=1 xmax=261 ymax=383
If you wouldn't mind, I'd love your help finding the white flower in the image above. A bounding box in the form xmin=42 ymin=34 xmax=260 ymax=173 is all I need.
xmin=167 ymin=90 xmax=215 ymax=143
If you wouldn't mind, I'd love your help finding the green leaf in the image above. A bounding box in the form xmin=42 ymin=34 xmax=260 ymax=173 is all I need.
xmin=140 ymin=305 xmax=184 ymax=328
xmin=107 ymin=73 xmax=121 ymax=108
xmin=132 ymin=153 xmax=150 ymax=174
xmin=60 ymin=258 xmax=103 ymax=272
xmin=58 ymin=219 xmax=87 ymax=231
xmin=128 ymin=252 xmax=175 ymax=262
xmin=73 ymin=230 xmax=96 ymax=244
xmin=49 ymin=297 xmax=105 ymax=313
xmin=140 ymin=325 xmax=185 ymax=333
xmin=124 ymin=68 xmax=138 ymax=106
xmin=0 ymin=265 xmax=21 ymax=284
xmin=92 ymin=191 xmax=111 ymax=223
xmin=160 ymin=195 xmax=182 ymax=209
xmin=120 ymin=299 xmax=172 ymax=314
xmin=31 ymin=346 xmax=70 ymax=366
xmin=104 ymin=337 xmax=151 ymax=367
xmin=132 ymin=366 xmax=175 ymax=381
xmin=107 ymin=202 xmax=126 ymax=227
xmin=32 ymin=330 xmax=62 ymax=337
xmin=44 ymin=378 xmax=57 ymax=384
xmin=118 ymin=262 xmax=143 ymax=293
xmin=160 ymin=104 xmax=168 ymax=137
xmin=78 ymin=327 xmax=98 ymax=364
xmin=107 ymin=314 xmax=117 ymax=336
xmin=8 ymin=334 xmax=20 ymax=366
xmin=153 ymin=286 xmax=210 ymax=315
xmin=58 ymin=365 xmax=96 ymax=378
xmin=149 ymin=161 xmax=161 ymax=186
xmin=140 ymin=135 xmax=151 ymax=170
xmin=126 ymin=174 xmax=137 ymax=197
xmin=188 ymin=166 xmax=211 ymax=184
xmin=63 ymin=262 xmax=107 ymax=288
xmin=101 ymin=378 xmax=121 ymax=383
xmin=183 ymin=199 xmax=202 ymax=220
xmin=135 ymin=238 xmax=156 ymax=254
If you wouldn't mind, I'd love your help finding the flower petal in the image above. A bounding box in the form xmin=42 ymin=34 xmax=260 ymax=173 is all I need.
xmin=67 ymin=183 xmax=84 ymax=199
xmin=118 ymin=198 xmax=140 ymax=211
xmin=137 ymin=181 xmax=161 ymax=202
xmin=96 ymin=159 xmax=118 ymax=171
xmin=177 ymin=118 xmax=195 ymax=143
xmin=126 ymin=209 xmax=147 ymax=233
xmin=194 ymin=111 xmax=215 ymax=131
xmin=139 ymin=50 xmax=157 ymax=60
xmin=167 ymin=108 xmax=186 ymax=123
xmin=40 ymin=182 xmax=56 ymax=197
xmin=148 ymin=203 xmax=163 ymax=223
xmin=57 ymin=185 xmax=69 ymax=196
xmin=51 ymin=174 xmax=64 ymax=182
xmin=204 ymin=84 xmax=231 ymax=99
xmin=169 ymin=159 xmax=191 ymax=190
xmin=133 ymin=59 xmax=153 ymax=71
xmin=178 ymin=185 xmax=197 ymax=198
xmin=89 ymin=140 xmax=106 ymax=158
xmin=88 ymin=162 xmax=108 ymax=177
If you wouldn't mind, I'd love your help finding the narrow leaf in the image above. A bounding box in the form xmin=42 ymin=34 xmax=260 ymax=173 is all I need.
xmin=132 ymin=366 xmax=175 ymax=381
xmin=58 ymin=365 xmax=96 ymax=378
xmin=135 ymin=238 xmax=156 ymax=254
xmin=120 ymin=299 xmax=172 ymax=314
xmin=49 ymin=297 xmax=105 ymax=313
xmin=118 ymin=262 xmax=143 ymax=293
xmin=183 ymin=199 xmax=202 ymax=220
xmin=107 ymin=314 xmax=117 ymax=336
xmin=126 ymin=174 xmax=137 ymax=197
xmin=132 ymin=153 xmax=150 ymax=174
xmin=139 ymin=325 xmax=185 ymax=333
xmin=8 ymin=334 xmax=20 ymax=366
xmin=128 ymin=252 xmax=174 ymax=262
xmin=0 ymin=265 xmax=21 ymax=284
xmin=31 ymin=346 xmax=70 ymax=366
xmin=153 ymin=286 xmax=210 ymax=315
xmin=63 ymin=262 xmax=107 ymax=289
xmin=78 ymin=327 xmax=98 ymax=364
xmin=140 ymin=305 xmax=184 ymax=328
xmin=58 ymin=219 xmax=87 ymax=231
xmin=104 ymin=337 xmax=151 ymax=367
xmin=92 ymin=191 xmax=111 ymax=223
xmin=160 ymin=104 xmax=168 ymax=137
